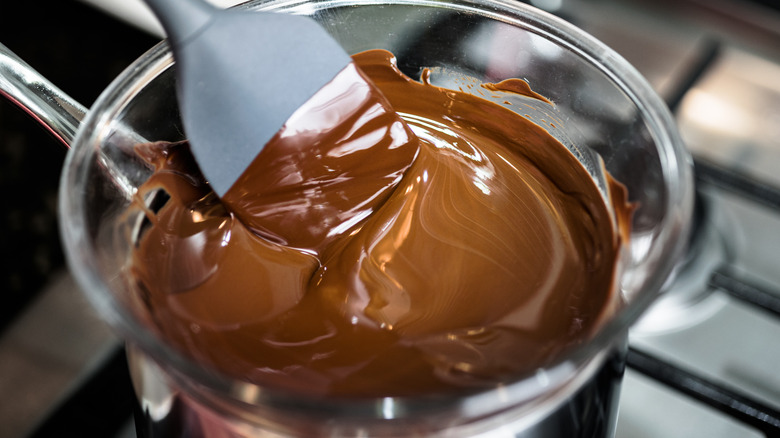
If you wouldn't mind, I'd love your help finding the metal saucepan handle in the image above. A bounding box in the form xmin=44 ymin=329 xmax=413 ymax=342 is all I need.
xmin=0 ymin=42 xmax=87 ymax=148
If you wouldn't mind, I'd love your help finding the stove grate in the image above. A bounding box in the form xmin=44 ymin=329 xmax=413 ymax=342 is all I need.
xmin=627 ymin=347 xmax=780 ymax=437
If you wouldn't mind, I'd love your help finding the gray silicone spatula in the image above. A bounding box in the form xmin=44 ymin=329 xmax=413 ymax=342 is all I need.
xmin=141 ymin=0 xmax=419 ymax=250
xmin=142 ymin=0 xmax=353 ymax=197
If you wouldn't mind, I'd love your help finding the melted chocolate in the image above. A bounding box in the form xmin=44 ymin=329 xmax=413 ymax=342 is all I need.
xmin=130 ymin=49 xmax=629 ymax=397
xmin=221 ymin=63 xmax=420 ymax=253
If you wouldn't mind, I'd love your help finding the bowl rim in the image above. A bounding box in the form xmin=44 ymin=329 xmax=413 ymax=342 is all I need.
xmin=58 ymin=0 xmax=693 ymax=425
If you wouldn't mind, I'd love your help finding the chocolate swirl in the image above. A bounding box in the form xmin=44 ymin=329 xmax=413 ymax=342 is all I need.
xmin=129 ymin=49 xmax=629 ymax=397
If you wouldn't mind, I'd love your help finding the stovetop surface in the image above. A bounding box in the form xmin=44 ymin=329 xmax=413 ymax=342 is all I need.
xmin=1 ymin=0 xmax=780 ymax=437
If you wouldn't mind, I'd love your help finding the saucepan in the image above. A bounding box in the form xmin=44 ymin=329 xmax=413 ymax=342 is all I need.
xmin=0 ymin=0 xmax=692 ymax=436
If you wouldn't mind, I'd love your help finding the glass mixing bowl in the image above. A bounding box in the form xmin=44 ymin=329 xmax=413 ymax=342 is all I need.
xmin=57 ymin=0 xmax=693 ymax=436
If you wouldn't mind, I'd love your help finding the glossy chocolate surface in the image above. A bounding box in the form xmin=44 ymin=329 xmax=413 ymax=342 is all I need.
xmin=130 ymin=50 xmax=629 ymax=397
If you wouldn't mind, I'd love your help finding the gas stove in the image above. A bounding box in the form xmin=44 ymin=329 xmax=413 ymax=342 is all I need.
xmin=1 ymin=0 xmax=780 ymax=437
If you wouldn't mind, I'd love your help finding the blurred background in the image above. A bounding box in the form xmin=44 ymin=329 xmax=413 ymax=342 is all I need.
xmin=1 ymin=0 xmax=779 ymax=437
